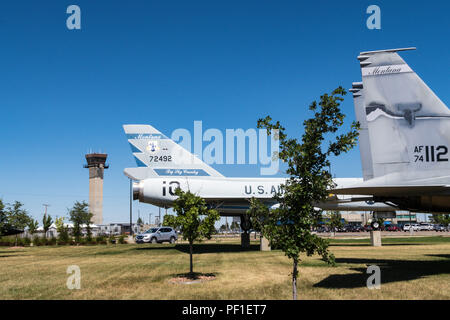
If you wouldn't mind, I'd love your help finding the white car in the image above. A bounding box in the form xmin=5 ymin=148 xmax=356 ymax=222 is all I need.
xmin=403 ymin=224 xmax=420 ymax=232
xmin=135 ymin=227 xmax=178 ymax=244
xmin=418 ymin=223 xmax=434 ymax=231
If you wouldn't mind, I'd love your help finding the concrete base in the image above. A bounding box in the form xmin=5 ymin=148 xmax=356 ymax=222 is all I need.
xmin=260 ymin=236 xmax=271 ymax=251
xmin=370 ymin=230 xmax=382 ymax=247
xmin=241 ymin=232 xmax=250 ymax=248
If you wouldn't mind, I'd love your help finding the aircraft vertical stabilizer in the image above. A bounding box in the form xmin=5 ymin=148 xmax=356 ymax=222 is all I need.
xmin=357 ymin=48 xmax=450 ymax=179
xmin=123 ymin=124 xmax=224 ymax=180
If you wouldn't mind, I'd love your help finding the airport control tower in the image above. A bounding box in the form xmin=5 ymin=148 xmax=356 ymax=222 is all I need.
xmin=84 ymin=153 xmax=109 ymax=225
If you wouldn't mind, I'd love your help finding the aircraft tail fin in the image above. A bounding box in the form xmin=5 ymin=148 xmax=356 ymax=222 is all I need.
xmin=123 ymin=124 xmax=224 ymax=180
xmin=355 ymin=48 xmax=450 ymax=179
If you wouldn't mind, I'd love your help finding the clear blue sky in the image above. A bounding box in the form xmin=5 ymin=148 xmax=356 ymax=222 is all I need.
xmin=1 ymin=0 xmax=448 ymax=224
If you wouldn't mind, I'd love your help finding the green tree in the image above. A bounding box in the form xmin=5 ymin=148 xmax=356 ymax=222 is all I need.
xmin=28 ymin=219 xmax=39 ymax=235
xmin=68 ymin=201 xmax=93 ymax=243
xmin=249 ymin=87 xmax=359 ymax=300
xmin=42 ymin=213 xmax=53 ymax=238
xmin=6 ymin=201 xmax=31 ymax=230
xmin=326 ymin=211 xmax=344 ymax=237
xmin=6 ymin=201 xmax=32 ymax=246
xmin=55 ymin=217 xmax=70 ymax=243
xmin=164 ymin=188 xmax=220 ymax=276
xmin=0 ymin=199 xmax=8 ymax=236
xmin=430 ymin=214 xmax=450 ymax=226
xmin=137 ymin=217 xmax=144 ymax=232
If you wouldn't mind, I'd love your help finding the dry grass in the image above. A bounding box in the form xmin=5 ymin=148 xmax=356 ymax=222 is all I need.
xmin=0 ymin=238 xmax=449 ymax=300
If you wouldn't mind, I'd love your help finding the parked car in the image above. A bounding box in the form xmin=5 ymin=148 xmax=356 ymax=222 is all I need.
xmin=386 ymin=224 xmax=402 ymax=231
xmin=403 ymin=224 xmax=420 ymax=232
xmin=344 ymin=225 xmax=363 ymax=232
xmin=135 ymin=227 xmax=178 ymax=244
xmin=418 ymin=223 xmax=434 ymax=231
xmin=433 ymin=224 xmax=446 ymax=232
xmin=315 ymin=226 xmax=329 ymax=233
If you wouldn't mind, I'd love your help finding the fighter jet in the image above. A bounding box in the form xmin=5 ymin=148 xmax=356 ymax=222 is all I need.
xmin=333 ymin=48 xmax=450 ymax=214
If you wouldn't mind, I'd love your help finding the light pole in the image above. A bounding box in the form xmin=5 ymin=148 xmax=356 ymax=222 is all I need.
xmin=43 ymin=204 xmax=50 ymax=237
xmin=409 ymin=211 xmax=413 ymax=235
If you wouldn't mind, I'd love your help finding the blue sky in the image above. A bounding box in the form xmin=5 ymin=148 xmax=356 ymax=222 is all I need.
xmin=1 ymin=0 xmax=449 ymax=224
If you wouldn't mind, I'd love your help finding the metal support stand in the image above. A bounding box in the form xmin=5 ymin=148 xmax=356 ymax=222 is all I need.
xmin=240 ymin=215 xmax=252 ymax=248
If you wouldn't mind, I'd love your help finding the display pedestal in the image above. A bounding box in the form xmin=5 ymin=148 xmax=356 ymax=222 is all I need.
xmin=370 ymin=230 xmax=382 ymax=247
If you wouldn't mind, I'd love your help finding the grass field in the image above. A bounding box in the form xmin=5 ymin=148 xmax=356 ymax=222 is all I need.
xmin=1 ymin=236 xmax=449 ymax=300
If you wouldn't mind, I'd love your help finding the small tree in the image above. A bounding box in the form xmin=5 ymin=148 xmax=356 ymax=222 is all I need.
xmin=326 ymin=211 xmax=344 ymax=237
xmin=249 ymin=87 xmax=359 ymax=300
xmin=0 ymin=199 xmax=8 ymax=236
xmin=42 ymin=213 xmax=53 ymax=238
xmin=164 ymin=188 xmax=220 ymax=276
xmin=55 ymin=217 xmax=70 ymax=244
xmin=28 ymin=219 xmax=39 ymax=236
xmin=137 ymin=217 xmax=144 ymax=233
xmin=68 ymin=201 xmax=93 ymax=243
xmin=6 ymin=201 xmax=32 ymax=246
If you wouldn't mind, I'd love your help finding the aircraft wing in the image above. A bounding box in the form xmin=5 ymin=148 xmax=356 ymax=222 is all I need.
xmin=332 ymin=184 xmax=450 ymax=196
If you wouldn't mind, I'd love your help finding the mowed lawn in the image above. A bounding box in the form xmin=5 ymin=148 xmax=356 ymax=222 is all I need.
xmin=0 ymin=237 xmax=449 ymax=300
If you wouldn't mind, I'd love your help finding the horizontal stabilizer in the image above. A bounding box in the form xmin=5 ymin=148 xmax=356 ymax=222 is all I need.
xmin=332 ymin=184 xmax=450 ymax=196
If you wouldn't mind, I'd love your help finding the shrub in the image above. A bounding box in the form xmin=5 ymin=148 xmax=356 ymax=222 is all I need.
xmin=23 ymin=237 xmax=31 ymax=246
xmin=95 ymin=235 xmax=107 ymax=245
xmin=108 ymin=235 xmax=116 ymax=244
xmin=58 ymin=227 xmax=70 ymax=244
xmin=33 ymin=236 xmax=42 ymax=246
xmin=78 ymin=237 xmax=87 ymax=245
xmin=118 ymin=235 xmax=126 ymax=244
xmin=14 ymin=237 xmax=24 ymax=246
xmin=42 ymin=237 xmax=50 ymax=246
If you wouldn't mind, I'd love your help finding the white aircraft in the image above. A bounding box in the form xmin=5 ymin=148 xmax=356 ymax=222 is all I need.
xmin=123 ymin=123 xmax=392 ymax=216
xmin=123 ymin=47 xmax=449 ymax=222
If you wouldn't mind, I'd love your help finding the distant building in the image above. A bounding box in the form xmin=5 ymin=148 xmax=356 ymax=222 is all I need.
xmin=335 ymin=211 xmax=418 ymax=226
xmin=32 ymin=222 xmax=140 ymax=238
